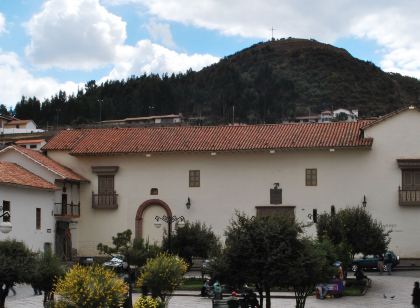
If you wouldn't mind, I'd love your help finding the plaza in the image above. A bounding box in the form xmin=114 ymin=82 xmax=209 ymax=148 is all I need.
xmin=6 ymin=271 xmax=420 ymax=308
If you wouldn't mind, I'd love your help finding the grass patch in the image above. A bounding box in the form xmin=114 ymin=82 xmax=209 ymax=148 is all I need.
xmin=178 ymin=277 xmax=204 ymax=291
xmin=343 ymin=286 xmax=364 ymax=296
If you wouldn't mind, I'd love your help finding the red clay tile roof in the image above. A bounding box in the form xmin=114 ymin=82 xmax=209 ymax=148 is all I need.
xmin=1 ymin=146 xmax=87 ymax=182
xmin=0 ymin=162 xmax=57 ymax=190
xmin=43 ymin=121 xmax=373 ymax=155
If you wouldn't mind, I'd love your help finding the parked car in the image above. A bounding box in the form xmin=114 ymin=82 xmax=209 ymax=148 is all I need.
xmin=351 ymin=251 xmax=399 ymax=272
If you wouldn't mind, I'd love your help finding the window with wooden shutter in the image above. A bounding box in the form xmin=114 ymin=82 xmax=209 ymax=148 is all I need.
xmin=98 ymin=175 xmax=115 ymax=193
xmin=306 ymin=168 xmax=317 ymax=186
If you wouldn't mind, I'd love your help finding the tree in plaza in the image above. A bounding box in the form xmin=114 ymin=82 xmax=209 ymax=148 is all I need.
xmin=97 ymin=229 xmax=161 ymax=267
xmin=219 ymin=213 xmax=302 ymax=308
xmin=287 ymin=238 xmax=335 ymax=308
xmin=162 ymin=221 xmax=221 ymax=265
xmin=97 ymin=229 xmax=161 ymax=308
xmin=136 ymin=253 xmax=188 ymax=302
xmin=0 ymin=240 xmax=35 ymax=308
xmin=316 ymin=206 xmax=391 ymax=263
xmin=31 ymin=249 xmax=65 ymax=304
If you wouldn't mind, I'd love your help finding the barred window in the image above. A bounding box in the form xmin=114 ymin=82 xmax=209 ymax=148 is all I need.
xmin=189 ymin=170 xmax=200 ymax=187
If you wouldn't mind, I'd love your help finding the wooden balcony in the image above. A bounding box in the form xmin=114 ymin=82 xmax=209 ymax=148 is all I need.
xmin=54 ymin=202 xmax=80 ymax=218
xmin=399 ymin=187 xmax=420 ymax=206
xmin=92 ymin=192 xmax=118 ymax=209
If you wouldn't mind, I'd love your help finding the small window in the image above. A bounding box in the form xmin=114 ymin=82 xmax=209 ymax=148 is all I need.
xmin=189 ymin=170 xmax=200 ymax=187
xmin=150 ymin=188 xmax=158 ymax=195
xmin=36 ymin=208 xmax=41 ymax=230
xmin=29 ymin=144 xmax=37 ymax=149
xmin=2 ymin=201 xmax=10 ymax=222
xmin=305 ymin=168 xmax=317 ymax=186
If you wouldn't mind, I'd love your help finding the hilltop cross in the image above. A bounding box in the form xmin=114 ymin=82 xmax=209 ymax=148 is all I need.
xmin=271 ymin=26 xmax=276 ymax=41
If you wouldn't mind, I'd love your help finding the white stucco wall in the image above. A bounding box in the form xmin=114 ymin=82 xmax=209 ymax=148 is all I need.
xmin=0 ymin=185 xmax=55 ymax=252
xmin=46 ymin=109 xmax=420 ymax=258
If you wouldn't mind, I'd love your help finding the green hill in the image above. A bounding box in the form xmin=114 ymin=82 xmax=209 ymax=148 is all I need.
xmin=13 ymin=38 xmax=420 ymax=126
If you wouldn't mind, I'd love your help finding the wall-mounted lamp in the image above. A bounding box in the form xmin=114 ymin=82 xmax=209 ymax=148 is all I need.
xmin=362 ymin=195 xmax=367 ymax=208
xmin=185 ymin=197 xmax=191 ymax=209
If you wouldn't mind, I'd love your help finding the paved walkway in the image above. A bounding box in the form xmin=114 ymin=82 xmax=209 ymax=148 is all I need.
xmin=6 ymin=272 xmax=420 ymax=307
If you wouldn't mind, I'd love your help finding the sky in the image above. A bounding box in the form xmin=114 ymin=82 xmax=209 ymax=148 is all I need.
xmin=0 ymin=0 xmax=420 ymax=108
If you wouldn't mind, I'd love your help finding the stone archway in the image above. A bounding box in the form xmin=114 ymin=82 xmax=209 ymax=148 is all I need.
xmin=135 ymin=199 xmax=172 ymax=241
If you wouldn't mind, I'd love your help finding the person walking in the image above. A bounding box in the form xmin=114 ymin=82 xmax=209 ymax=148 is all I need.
xmin=412 ymin=281 xmax=420 ymax=308
xmin=384 ymin=252 xmax=393 ymax=275
xmin=378 ymin=254 xmax=384 ymax=275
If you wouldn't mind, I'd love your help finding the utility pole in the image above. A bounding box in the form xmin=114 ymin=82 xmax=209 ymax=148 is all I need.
xmin=232 ymin=105 xmax=235 ymax=124
xmin=98 ymin=99 xmax=103 ymax=123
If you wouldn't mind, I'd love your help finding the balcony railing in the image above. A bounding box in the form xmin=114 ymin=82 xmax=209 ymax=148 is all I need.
xmin=92 ymin=192 xmax=118 ymax=209
xmin=399 ymin=186 xmax=420 ymax=206
xmin=54 ymin=202 xmax=80 ymax=217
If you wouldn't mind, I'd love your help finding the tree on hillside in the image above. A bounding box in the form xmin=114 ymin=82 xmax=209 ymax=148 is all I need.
xmin=316 ymin=206 xmax=391 ymax=264
xmin=0 ymin=104 xmax=9 ymax=116
xmin=0 ymin=240 xmax=35 ymax=308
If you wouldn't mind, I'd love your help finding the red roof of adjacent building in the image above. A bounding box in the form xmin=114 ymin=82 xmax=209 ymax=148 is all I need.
xmin=0 ymin=146 xmax=87 ymax=182
xmin=0 ymin=162 xmax=57 ymax=190
xmin=43 ymin=121 xmax=374 ymax=156
xmin=15 ymin=139 xmax=45 ymax=144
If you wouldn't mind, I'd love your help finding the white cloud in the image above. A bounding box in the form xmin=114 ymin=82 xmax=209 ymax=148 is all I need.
xmin=0 ymin=13 xmax=6 ymax=34
xmin=351 ymin=7 xmax=420 ymax=78
xmin=25 ymin=0 xmax=127 ymax=70
xmin=101 ymin=39 xmax=218 ymax=81
xmin=146 ymin=19 xmax=176 ymax=48
xmin=0 ymin=52 xmax=81 ymax=107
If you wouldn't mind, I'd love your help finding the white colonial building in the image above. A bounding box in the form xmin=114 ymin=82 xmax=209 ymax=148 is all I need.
xmin=0 ymin=145 xmax=87 ymax=259
xmin=39 ymin=106 xmax=420 ymax=259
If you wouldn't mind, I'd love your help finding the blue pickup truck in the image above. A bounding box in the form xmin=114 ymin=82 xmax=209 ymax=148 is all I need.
xmin=351 ymin=251 xmax=399 ymax=272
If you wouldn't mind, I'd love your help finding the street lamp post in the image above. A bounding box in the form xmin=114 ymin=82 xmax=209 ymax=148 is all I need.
xmin=154 ymin=215 xmax=185 ymax=253
xmin=0 ymin=207 xmax=12 ymax=234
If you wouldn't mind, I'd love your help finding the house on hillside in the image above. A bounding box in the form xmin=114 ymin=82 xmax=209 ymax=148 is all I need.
xmin=1 ymin=119 xmax=44 ymax=134
xmin=41 ymin=106 xmax=420 ymax=259
xmin=101 ymin=114 xmax=183 ymax=127
xmin=0 ymin=145 xmax=87 ymax=259
xmin=15 ymin=139 xmax=46 ymax=151
xmin=295 ymin=108 xmax=358 ymax=123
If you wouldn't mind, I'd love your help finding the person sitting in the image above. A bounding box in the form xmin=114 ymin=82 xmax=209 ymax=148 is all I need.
xmin=200 ymin=279 xmax=211 ymax=297
xmin=355 ymin=267 xmax=371 ymax=288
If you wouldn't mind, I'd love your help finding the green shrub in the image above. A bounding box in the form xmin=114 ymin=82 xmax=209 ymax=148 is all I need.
xmin=54 ymin=264 xmax=127 ymax=308
xmin=137 ymin=253 xmax=188 ymax=301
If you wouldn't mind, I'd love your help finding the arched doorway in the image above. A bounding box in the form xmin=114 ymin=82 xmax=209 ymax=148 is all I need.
xmin=135 ymin=199 xmax=172 ymax=245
